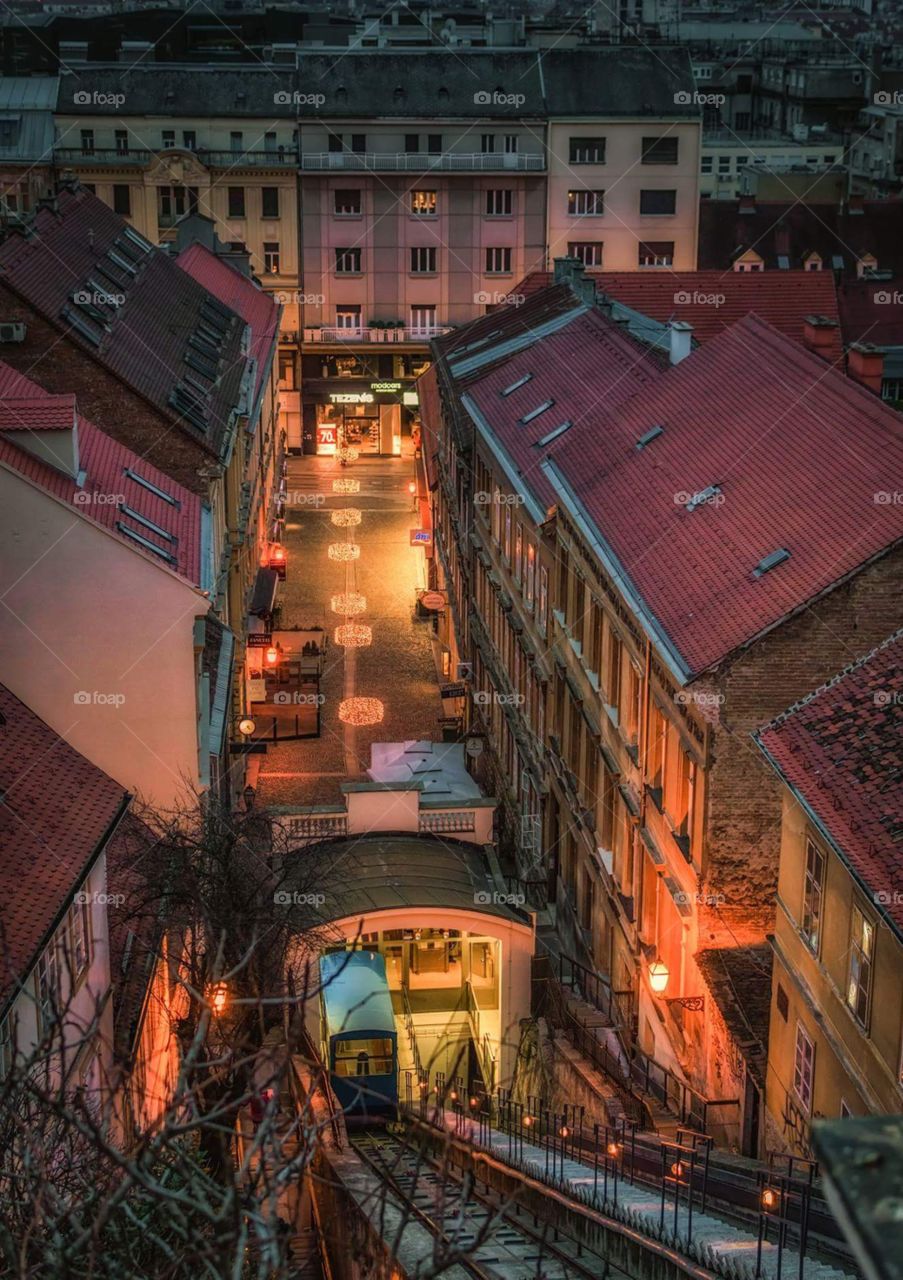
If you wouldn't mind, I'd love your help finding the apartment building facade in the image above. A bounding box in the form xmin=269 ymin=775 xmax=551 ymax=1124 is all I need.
xmin=755 ymin=632 xmax=903 ymax=1156
xmin=424 ymin=265 xmax=903 ymax=1154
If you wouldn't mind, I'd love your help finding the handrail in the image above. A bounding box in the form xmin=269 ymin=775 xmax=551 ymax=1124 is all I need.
xmin=399 ymin=983 xmax=425 ymax=1084
xmin=463 ymin=980 xmax=497 ymax=1093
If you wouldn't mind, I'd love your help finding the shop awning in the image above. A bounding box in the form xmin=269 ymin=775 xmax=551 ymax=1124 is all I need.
xmin=249 ymin=566 xmax=279 ymax=617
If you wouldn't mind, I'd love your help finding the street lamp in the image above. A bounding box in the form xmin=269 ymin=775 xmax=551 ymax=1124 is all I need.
xmin=649 ymin=960 xmax=670 ymax=993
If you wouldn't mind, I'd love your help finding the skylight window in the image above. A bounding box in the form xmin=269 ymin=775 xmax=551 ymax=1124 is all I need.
xmin=116 ymin=522 xmax=178 ymax=565
xmin=520 ymin=399 xmax=554 ymax=424
xmin=124 ymin=466 xmax=180 ymax=509
xmin=685 ymin=484 xmax=722 ymax=511
xmin=118 ymin=504 xmax=176 ymax=542
xmin=501 ymin=373 xmax=533 ymax=397
xmin=753 ymin=547 xmax=791 ymax=578
xmin=536 ymin=421 xmax=573 ymax=447
xmin=635 ymin=425 xmax=664 ymax=450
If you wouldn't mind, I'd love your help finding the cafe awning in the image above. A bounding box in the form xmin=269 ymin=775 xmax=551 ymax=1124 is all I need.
xmin=249 ymin=566 xmax=279 ymax=617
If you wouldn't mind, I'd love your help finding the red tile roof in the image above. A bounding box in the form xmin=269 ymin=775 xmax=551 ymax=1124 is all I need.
xmin=0 ymin=362 xmax=205 ymax=586
xmin=0 ymin=395 xmax=76 ymax=431
xmin=0 ymin=186 xmax=246 ymax=461
xmin=0 ymin=682 xmax=129 ymax=1008
xmin=546 ymin=314 xmax=903 ymax=678
xmin=514 ymin=269 xmax=843 ymax=361
xmin=755 ymin=630 xmax=903 ymax=936
xmin=176 ymin=242 xmax=280 ymax=402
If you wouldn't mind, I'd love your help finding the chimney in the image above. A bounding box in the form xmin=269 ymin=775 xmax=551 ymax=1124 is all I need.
xmin=552 ymin=256 xmax=596 ymax=306
xmin=669 ymin=320 xmax=693 ymax=365
xmin=847 ymin=342 xmax=884 ymax=395
xmin=802 ymin=314 xmax=838 ymax=360
xmin=739 ymin=193 xmax=756 ymax=215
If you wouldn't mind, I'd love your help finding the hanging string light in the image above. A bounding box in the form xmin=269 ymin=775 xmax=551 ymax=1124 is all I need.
xmin=333 ymin=478 xmax=360 ymax=494
xmin=337 ymin=446 xmax=359 ymax=464
xmin=338 ymin=697 xmax=384 ymax=726
xmin=330 ymin=592 xmax=366 ymax=615
xmin=328 ymin=542 xmax=361 ymax=562
xmin=331 ymin=508 xmax=362 ymax=528
xmin=335 ymin=623 xmax=373 ymax=648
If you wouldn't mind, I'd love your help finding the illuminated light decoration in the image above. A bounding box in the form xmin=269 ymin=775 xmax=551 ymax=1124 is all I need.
xmin=328 ymin=542 xmax=361 ymax=562
xmin=265 ymin=646 xmax=279 ymax=665
xmin=762 ymin=1188 xmax=780 ymax=1211
xmin=523 ymin=1114 xmax=534 ymax=1128
xmin=607 ymin=1141 xmax=621 ymax=1158
xmin=335 ymin=623 xmax=373 ymax=648
xmin=337 ymin=445 xmax=359 ymax=463
xmin=331 ymin=507 xmax=362 ymax=528
xmin=671 ymin=1161 xmax=685 ymax=1179
xmin=270 ymin=545 xmax=285 ymax=563
xmin=338 ymin=696 xmax=384 ymax=726
xmin=333 ymin=478 xmax=360 ymax=494
xmin=208 ymin=982 xmax=228 ymax=1015
xmin=330 ymin=592 xmax=366 ymax=615
xmin=559 ymin=1126 xmax=570 ymax=1139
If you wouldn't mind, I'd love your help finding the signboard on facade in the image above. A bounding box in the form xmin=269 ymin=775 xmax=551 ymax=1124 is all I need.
xmin=403 ymin=391 xmax=419 ymax=406
xmin=316 ymin=422 xmax=338 ymax=449
xmin=440 ymin=682 xmax=467 ymax=699
xmin=330 ymin=392 xmax=374 ymax=404
xmin=410 ymin=529 xmax=433 ymax=547
xmin=370 ymin=381 xmax=402 ymax=392
xmin=247 ymin=633 xmax=273 ymax=648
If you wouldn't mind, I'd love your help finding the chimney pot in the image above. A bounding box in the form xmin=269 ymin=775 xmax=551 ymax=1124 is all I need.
xmin=669 ymin=320 xmax=693 ymax=365
xmin=847 ymin=341 xmax=884 ymax=395
xmin=802 ymin=314 xmax=838 ymax=358
xmin=552 ymin=256 xmax=596 ymax=305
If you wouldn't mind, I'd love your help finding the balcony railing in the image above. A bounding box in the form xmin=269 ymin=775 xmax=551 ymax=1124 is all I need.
xmin=300 ymin=150 xmax=545 ymax=172
xmin=303 ymin=325 xmax=450 ymax=344
xmin=53 ymin=146 xmax=295 ymax=169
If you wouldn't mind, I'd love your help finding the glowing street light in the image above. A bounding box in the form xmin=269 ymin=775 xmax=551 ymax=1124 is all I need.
xmin=331 ymin=508 xmax=362 ymax=528
xmin=328 ymin=542 xmax=361 ymax=561
xmin=265 ymin=646 xmax=279 ymax=666
xmin=338 ymin=697 xmax=384 ymax=726
xmin=330 ymin=592 xmax=366 ymax=616
xmin=335 ymin=623 xmax=373 ymax=648
xmin=649 ymin=960 xmax=670 ymax=994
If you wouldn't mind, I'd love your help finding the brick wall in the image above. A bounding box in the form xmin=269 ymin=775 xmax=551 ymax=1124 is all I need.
xmin=699 ymin=544 xmax=903 ymax=948
xmin=0 ymin=285 xmax=213 ymax=494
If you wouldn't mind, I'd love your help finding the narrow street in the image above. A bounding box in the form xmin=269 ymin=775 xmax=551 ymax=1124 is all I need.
xmin=252 ymin=453 xmax=445 ymax=810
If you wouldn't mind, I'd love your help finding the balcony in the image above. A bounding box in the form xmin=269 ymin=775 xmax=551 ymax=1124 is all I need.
xmin=300 ymin=150 xmax=545 ymax=172
xmin=303 ymin=325 xmax=451 ymax=344
xmin=53 ymin=146 xmax=296 ymax=169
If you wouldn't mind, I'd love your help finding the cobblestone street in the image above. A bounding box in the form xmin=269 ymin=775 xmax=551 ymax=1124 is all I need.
xmin=252 ymin=453 xmax=445 ymax=810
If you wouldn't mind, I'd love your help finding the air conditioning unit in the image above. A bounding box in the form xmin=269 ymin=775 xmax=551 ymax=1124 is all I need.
xmin=0 ymin=322 xmax=25 ymax=343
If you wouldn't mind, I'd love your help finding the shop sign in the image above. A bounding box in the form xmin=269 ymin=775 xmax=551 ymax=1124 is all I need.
xmin=330 ymin=392 xmax=374 ymax=404
xmin=403 ymin=391 xmax=419 ymax=406
xmin=420 ymin=591 xmax=446 ymax=612
xmin=247 ymin=633 xmax=273 ymax=648
xmin=440 ymin=682 xmax=467 ymax=699
xmin=370 ymin=380 xmax=402 ymax=392
xmin=317 ymin=422 xmax=338 ymax=447
xmin=410 ymin=529 xmax=433 ymax=547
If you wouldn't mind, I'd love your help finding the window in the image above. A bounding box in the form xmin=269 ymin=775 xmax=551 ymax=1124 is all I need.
xmin=334 ymin=188 xmax=361 ymax=215
xmin=642 ymin=136 xmax=679 ymax=164
xmin=262 ymin=187 xmax=279 ymax=219
xmin=718 ymin=155 xmax=731 ymax=174
xmin=538 ymin=566 xmax=549 ymax=631
xmin=640 ymin=189 xmax=677 ymax=215
xmin=570 ymin=136 xmax=606 ymax=164
xmin=427 ymin=134 xmax=442 ymax=154
xmin=481 ymin=134 xmax=496 ymax=153
xmin=410 ymin=304 xmax=437 ymax=335
xmin=404 ymin=133 xmax=419 ymax=154
xmin=776 ymin=983 xmax=789 ymax=1022
xmin=182 ymin=130 xmax=196 ymax=150
xmin=112 ymin=184 xmax=131 ymax=216
xmin=36 ymin=942 xmax=60 ymax=1034
xmin=801 ymin=840 xmax=825 ymax=952
xmin=846 ymin=904 xmax=875 ymax=1028
xmin=638 ymin=241 xmax=674 ymax=268
xmin=410 ymin=246 xmax=437 ymax=274
xmin=230 ymin=131 xmax=243 ymax=153
xmin=793 ymin=1022 xmax=815 ymax=1111
xmin=411 ymin=190 xmax=437 ymax=216
xmin=568 ymin=190 xmax=604 ymax=216
xmin=162 ymin=129 xmax=175 ymax=149
xmin=228 ymin=187 xmax=246 ymax=218
xmin=525 ymin=542 xmax=536 ymax=610
xmin=514 ymin=523 xmax=523 ymax=582
xmin=264 ymin=131 xmax=278 ymax=152
xmin=158 ymin=185 xmax=198 ymax=225
xmin=115 ymin=129 xmax=129 ymax=155
xmin=567 ymin=241 xmax=603 ymax=267
xmin=486 ymin=189 xmax=513 ymax=217
xmin=336 ymin=305 xmax=361 ymax=330
xmin=701 ymin=155 xmax=713 ymax=174
xmin=80 ymin=129 xmax=94 ymax=155
xmin=263 ymin=242 xmax=280 ymax=273
xmin=329 ymin=132 xmax=345 ymax=153
xmin=64 ymin=896 xmax=91 ymax=980
xmin=504 ymin=134 xmax=518 ymax=154
xmin=350 ymin=134 xmax=365 ymax=154
xmin=335 ymin=247 xmax=362 ymax=274
xmin=485 ymin=247 xmax=512 ymax=274
xmin=0 ymin=1015 xmax=10 ymax=1078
